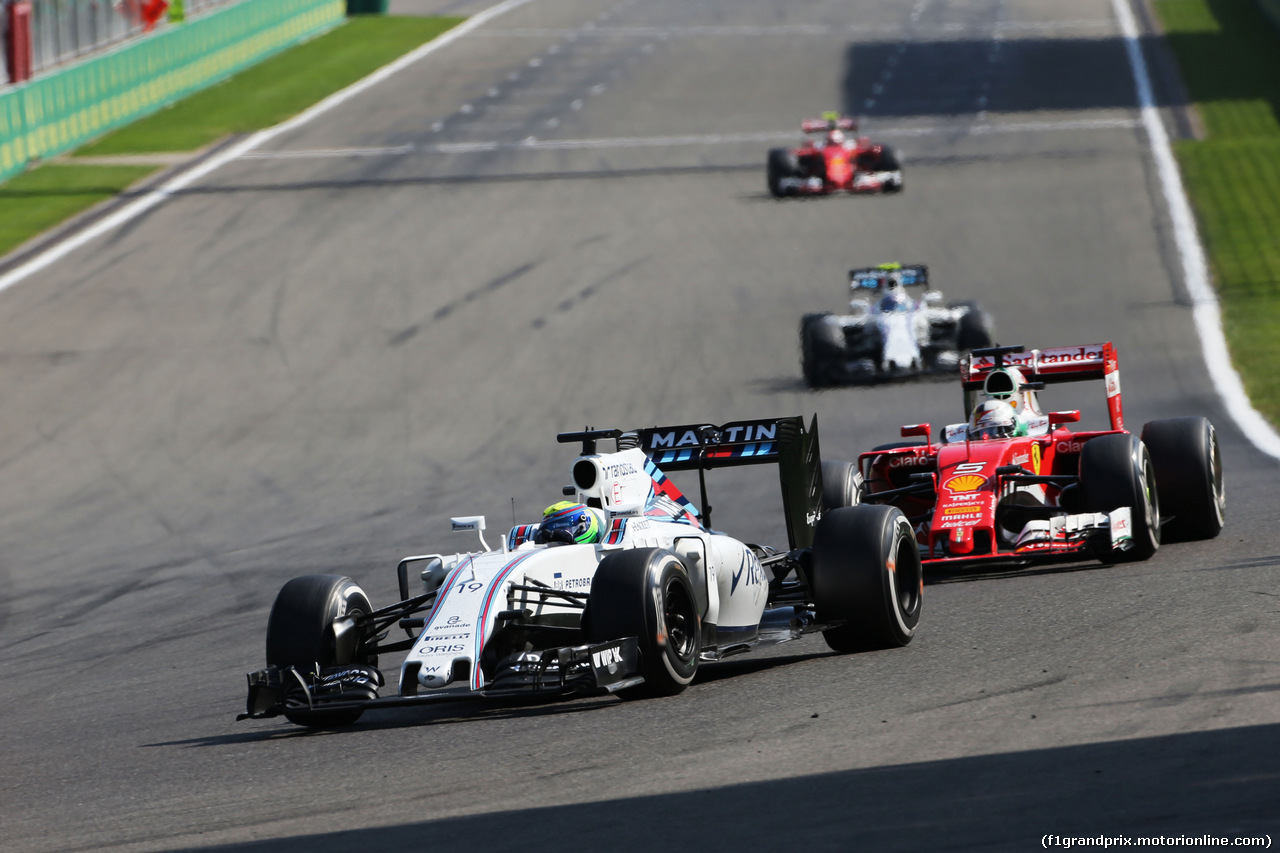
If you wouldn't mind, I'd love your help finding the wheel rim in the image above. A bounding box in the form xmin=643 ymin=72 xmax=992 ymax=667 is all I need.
xmin=1139 ymin=449 xmax=1160 ymax=545
xmin=1208 ymin=428 xmax=1225 ymax=522
xmin=663 ymin=578 xmax=697 ymax=664
xmin=893 ymin=529 xmax=923 ymax=620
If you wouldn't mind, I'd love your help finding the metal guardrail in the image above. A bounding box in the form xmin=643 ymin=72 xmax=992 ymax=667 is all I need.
xmin=5 ymin=0 xmax=247 ymax=81
xmin=0 ymin=0 xmax=345 ymax=181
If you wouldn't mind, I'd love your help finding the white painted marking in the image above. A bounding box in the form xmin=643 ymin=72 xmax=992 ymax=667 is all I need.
xmin=473 ymin=21 xmax=1115 ymax=38
xmin=1111 ymin=0 xmax=1280 ymax=458
xmin=236 ymin=118 xmax=1142 ymax=161
xmin=0 ymin=0 xmax=538 ymax=296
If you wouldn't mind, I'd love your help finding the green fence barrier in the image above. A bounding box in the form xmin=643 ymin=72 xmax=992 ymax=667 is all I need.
xmin=0 ymin=0 xmax=344 ymax=182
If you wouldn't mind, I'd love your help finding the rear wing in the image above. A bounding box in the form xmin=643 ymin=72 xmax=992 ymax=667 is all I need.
xmin=630 ymin=416 xmax=825 ymax=550
xmin=801 ymin=115 xmax=857 ymax=134
xmin=961 ymin=343 xmax=1123 ymax=430
xmin=849 ymin=263 xmax=928 ymax=292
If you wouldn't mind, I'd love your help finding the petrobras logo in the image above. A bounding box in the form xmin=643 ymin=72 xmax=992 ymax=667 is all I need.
xmin=602 ymin=460 xmax=638 ymax=478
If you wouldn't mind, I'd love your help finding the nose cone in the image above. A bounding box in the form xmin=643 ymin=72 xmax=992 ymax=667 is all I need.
xmin=419 ymin=665 xmax=454 ymax=689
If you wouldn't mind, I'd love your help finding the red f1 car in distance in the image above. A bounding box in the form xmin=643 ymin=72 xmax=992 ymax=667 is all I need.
xmin=767 ymin=114 xmax=903 ymax=198
xmin=858 ymin=343 xmax=1225 ymax=571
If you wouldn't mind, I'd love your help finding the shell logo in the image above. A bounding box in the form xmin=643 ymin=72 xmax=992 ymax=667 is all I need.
xmin=943 ymin=474 xmax=987 ymax=493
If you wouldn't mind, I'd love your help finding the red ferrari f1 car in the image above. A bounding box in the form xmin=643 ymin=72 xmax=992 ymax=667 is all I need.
xmin=767 ymin=115 xmax=903 ymax=198
xmin=858 ymin=343 xmax=1225 ymax=570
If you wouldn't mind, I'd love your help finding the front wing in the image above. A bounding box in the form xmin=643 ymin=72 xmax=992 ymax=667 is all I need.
xmin=238 ymin=637 xmax=642 ymax=721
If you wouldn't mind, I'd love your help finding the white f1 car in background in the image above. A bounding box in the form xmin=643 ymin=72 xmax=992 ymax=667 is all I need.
xmin=801 ymin=264 xmax=995 ymax=386
xmin=239 ymin=416 xmax=922 ymax=727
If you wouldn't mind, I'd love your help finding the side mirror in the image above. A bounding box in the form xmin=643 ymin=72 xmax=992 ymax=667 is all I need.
xmin=451 ymin=516 xmax=490 ymax=551
xmin=901 ymin=423 xmax=932 ymax=444
xmin=1049 ymin=410 xmax=1081 ymax=428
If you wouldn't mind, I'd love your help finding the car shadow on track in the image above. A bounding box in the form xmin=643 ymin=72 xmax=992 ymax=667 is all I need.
xmin=924 ymin=558 xmax=1119 ymax=586
xmin=163 ymin=721 xmax=1280 ymax=851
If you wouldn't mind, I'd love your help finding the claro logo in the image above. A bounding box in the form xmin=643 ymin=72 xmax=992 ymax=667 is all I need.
xmin=1056 ymin=440 xmax=1085 ymax=454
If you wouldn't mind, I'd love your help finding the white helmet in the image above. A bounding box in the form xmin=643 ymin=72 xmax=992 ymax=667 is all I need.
xmin=969 ymin=399 xmax=1021 ymax=440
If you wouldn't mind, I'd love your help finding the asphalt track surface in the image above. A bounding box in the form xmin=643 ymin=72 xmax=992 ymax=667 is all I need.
xmin=2 ymin=1 xmax=1278 ymax=850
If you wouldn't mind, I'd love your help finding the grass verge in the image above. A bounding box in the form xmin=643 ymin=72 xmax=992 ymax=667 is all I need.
xmin=1154 ymin=0 xmax=1280 ymax=426
xmin=0 ymin=15 xmax=461 ymax=259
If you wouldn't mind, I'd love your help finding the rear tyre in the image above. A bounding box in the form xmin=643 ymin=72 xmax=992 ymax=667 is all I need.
xmin=266 ymin=574 xmax=376 ymax=727
xmin=767 ymin=148 xmax=800 ymax=197
xmin=586 ymin=549 xmax=700 ymax=697
xmin=1080 ymin=434 xmax=1160 ymax=562
xmin=951 ymin=300 xmax=995 ymax=351
xmin=821 ymin=459 xmax=863 ymax=510
xmin=1140 ymin=417 xmax=1225 ymax=541
xmin=800 ymin=313 xmax=845 ymax=387
xmin=809 ymin=505 xmax=922 ymax=652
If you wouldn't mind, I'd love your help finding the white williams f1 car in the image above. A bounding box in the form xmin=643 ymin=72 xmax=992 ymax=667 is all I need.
xmin=240 ymin=416 xmax=922 ymax=727
xmin=801 ymin=264 xmax=995 ymax=386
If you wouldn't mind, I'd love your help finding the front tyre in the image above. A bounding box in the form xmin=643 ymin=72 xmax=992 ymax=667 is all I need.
xmin=266 ymin=574 xmax=376 ymax=727
xmin=1080 ymin=434 xmax=1160 ymax=562
xmin=1140 ymin=416 xmax=1225 ymax=541
xmin=809 ymin=505 xmax=922 ymax=652
xmin=800 ymin=313 xmax=844 ymax=387
xmin=767 ymin=148 xmax=800 ymax=198
xmin=586 ymin=549 xmax=700 ymax=697
xmin=951 ymin=300 xmax=995 ymax=351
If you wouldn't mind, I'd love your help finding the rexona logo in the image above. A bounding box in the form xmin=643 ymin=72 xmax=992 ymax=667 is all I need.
xmin=647 ymin=421 xmax=778 ymax=449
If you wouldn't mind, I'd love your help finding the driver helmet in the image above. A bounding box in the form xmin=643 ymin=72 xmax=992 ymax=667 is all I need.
xmin=983 ymin=365 xmax=1040 ymax=416
xmin=969 ymin=399 xmax=1025 ymax=440
xmin=878 ymin=290 xmax=911 ymax=312
xmin=828 ymin=128 xmax=846 ymax=145
xmin=536 ymin=501 xmax=601 ymax=545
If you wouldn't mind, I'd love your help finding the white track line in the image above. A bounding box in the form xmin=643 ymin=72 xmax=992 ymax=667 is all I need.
xmin=1111 ymin=0 xmax=1280 ymax=458
xmin=238 ymin=117 xmax=1140 ymax=160
xmin=0 ymin=0 xmax=538 ymax=296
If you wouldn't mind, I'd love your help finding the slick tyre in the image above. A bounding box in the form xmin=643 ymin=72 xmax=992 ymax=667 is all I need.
xmin=767 ymin=148 xmax=800 ymax=197
xmin=877 ymin=145 xmax=903 ymax=192
xmin=1140 ymin=416 xmax=1225 ymax=541
xmin=587 ymin=549 xmax=700 ymax=697
xmin=821 ymin=459 xmax=864 ymax=511
xmin=1080 ymin=434 xmax=1160 ymax=562
xmin=801 ymin=313 xmax=844 ymax=387
xmin=809 ymin=505 xmax=922 ymax=652
xmin=266 ymin=574 xmax=376 ymax=727
xmin=951 ymin=301 xmax=995 ymax=351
